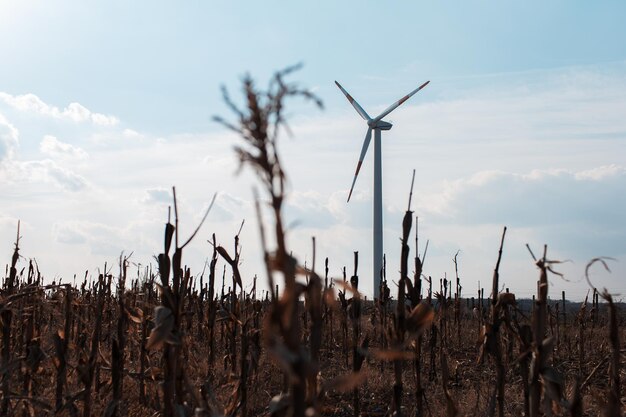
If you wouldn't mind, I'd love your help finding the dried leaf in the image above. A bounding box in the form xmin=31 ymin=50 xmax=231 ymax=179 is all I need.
xmin=295 ymin=264 xmax=308 ymax=276
xmin=405 ymin=302 xmax=434 ymax=335
xmin=216 ymin=246 xmax=234 ymax=264
xmin=233 ymin=267 xmax=243 ymax=289
xmin=126 ymin=306 xmax=144 ymax=324
xmin=146 ymin=306 xmax=175 ymax=350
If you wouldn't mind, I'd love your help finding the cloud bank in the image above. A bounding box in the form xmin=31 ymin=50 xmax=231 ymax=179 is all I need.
xmin=0 ymin=92 xmax=119 ymax=126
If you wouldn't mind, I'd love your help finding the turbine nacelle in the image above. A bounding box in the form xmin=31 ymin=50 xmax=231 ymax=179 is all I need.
xmin=368 ymin=120 xmax=392 ymax=130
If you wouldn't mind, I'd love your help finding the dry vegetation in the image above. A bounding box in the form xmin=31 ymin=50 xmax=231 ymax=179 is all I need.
xmin=0 ymin=68 xmax=624 ymax=417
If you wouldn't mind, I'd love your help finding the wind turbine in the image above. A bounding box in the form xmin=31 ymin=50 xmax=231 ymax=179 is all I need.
xmin=335 ymin=79 xmax=429 ymax=299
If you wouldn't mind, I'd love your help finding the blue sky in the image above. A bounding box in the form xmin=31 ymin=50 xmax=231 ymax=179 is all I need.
xmin=0 ymin=1 xmax=625 ymax=299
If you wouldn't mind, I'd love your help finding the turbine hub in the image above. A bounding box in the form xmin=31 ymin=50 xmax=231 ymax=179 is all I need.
xmin=369 ymin=120 xmax=392 ymax=130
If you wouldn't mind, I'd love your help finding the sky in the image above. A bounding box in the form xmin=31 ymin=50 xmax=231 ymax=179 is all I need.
xmin=0 ymin=1 xmax=625 ymax=300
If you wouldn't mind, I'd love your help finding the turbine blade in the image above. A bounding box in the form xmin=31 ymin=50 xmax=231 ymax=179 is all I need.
xmin=347 ymin=128 xmax=372 ymax=202
xmin=372 ymin=80 xmax=430 ymax=123
xmin=335 ymin=81 xmax=371 ymax=121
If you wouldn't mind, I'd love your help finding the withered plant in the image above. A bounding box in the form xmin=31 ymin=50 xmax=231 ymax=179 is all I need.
xmin=215 ymin=64 xmax=324 ymax=417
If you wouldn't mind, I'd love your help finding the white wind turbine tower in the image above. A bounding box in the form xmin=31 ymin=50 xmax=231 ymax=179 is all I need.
xmin=335 ymin=79 xmax=429 ymax=299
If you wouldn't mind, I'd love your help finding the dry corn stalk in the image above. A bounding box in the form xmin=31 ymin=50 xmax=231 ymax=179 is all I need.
xmin=216 ymin=65 xmax=322 ymax=417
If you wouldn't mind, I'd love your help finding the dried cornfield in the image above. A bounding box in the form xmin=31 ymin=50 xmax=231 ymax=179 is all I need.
xmin=0 ymin=68 xmax=623 ymax=417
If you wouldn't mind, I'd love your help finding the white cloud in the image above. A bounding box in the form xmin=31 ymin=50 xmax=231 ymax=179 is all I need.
xmin=0 ymin=92 xmax=119 ymax=126
xmin=0 ymin=116 xmax=88 ymax=192
xmin=284 ymin=190 xmax=336 ymax=229
xmin=0 ymin=113 xmax=18 ymax=163
xmin=574 ymin=165 xmax=624 ymax=181
xmin=424 ymin=165 xmax=625 ymax=222
xmin=209 ymin=192 xmax=247 ymax=222
xmin=202 ymin=153 xmax=236 ymax=171
xmin=141 ymin=188 xmax=172 ymax=205
xmin=420 ymin=165 xmax=626 ymax=257
xmin=122 ymin=128 xmax=143 ymax=139
xmin=53 ymin=220 xmax=132 ymax=256
xmin=9 ymin=159 xmax=89 ymax=192
xmin=282 ymin=188 xmax=405 ymax=233
xmin=0 ymin=213 xmax=20 ymax=232
xmin=40 ymin=135 xmax=89 ymax=160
